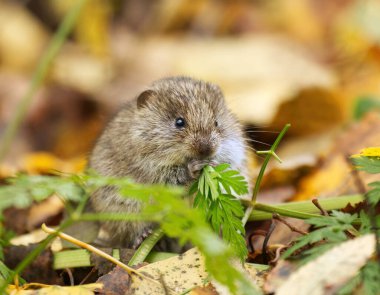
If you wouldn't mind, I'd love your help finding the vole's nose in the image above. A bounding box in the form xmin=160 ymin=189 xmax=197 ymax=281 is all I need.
xmin=195 ymin=139 xmax=214 ymax=159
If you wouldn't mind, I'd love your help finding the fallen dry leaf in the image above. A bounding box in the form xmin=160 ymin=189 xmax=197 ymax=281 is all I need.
xmin=294 ymin=112 xmax=380 ymax=201
xmin=7 ymin=283 xmax=102 ymax=295
xmin=264 ymin=260 xmax=298 ymax=294
xmin=109 ymin=247 xmax=264 ymax=295
xmin=4 ymin=245 xmax=62 ymax=285
xmin=97 ymin=266 xmax=131 ymax=295
xmin=129 ymin=248 xmax=209 ymax=294
xmin=21 ymin=152 xmax=86 ymax=175
xmin=124 ymin=35 xmax=336 ymax=126
xmin=0 ymin=2 xmax=49 ymax=72
xmin=189 ymin=284 xmax=218 ymax=295
xmin=270 ymin=87 xmax=347 ymax=136
xmin=27 ymin=195 xmax=64 ymax=230
xmin=272 ymin=234 xmax=376 ymax=295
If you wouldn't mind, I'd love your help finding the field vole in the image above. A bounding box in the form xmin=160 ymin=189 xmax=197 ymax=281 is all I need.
xmin=89 ymin=76 xmax=250 ymax=247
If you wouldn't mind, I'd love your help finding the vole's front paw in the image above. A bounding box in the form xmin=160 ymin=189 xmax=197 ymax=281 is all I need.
xmin=132 ymin=228 xmax=153 ymax=249
xmin=188 ymin=160 xmax=210 ymax=179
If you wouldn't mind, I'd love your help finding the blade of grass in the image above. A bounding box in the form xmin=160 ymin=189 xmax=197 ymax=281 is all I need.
xmin=0 ymin=0 xmax=88 ymax=162
xmin=128 ymin=229 xmax=164 ymax=266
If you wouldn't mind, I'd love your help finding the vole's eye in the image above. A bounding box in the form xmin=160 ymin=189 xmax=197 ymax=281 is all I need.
xmin=215 ymin=120 xmax=218 ymax=127
xmin=175 ymin=117 xmax=186 ymax=128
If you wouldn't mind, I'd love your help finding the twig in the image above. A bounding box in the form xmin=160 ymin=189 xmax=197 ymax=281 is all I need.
xmin=41 ymin=224 xmax=162 ymax=286
xmin=272 ymin=214 xmax=308 ymax=235
xmin=269 ymin=245 xmax=287 ymax=265
xmin=311 ymin=199 xmax=328 ymax=216
xmin=64 ymin=268 xmax=74 ymax=286
xmin=262 ymin=220 xmax=276 ymax=264
xmin=79 ymin=267 xmax=97 ymax=285
xmin=248 ymin=230 xmax=268 ymax=253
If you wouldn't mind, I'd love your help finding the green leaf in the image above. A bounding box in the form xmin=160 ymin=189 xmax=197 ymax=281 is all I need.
xmin=191 ymin=164 xmax=249 ymax=261
xmin=216 ymin=164 xmax=248 ymax=196
xmin=214 ymin=163 xmax=231 ymax=172
xmin=282 ymin=212 xmax=358 ymax=260
xmin=367 ymin=181 xmax=380 ymax=205
xmin=353 ymin=97 xmax=380 ymax=120
xmin=0 ymin=261 xmax=25 ymax=285
xmin=361 ymin=261 xmax=380 ymax=295
xmin=351 ymin=156 xmax=380 ymax=174
xmin=209 ymin=194 xmax=247 ymax=260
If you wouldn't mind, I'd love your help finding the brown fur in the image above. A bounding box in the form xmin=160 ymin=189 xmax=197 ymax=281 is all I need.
xmin=89 ymin=76 xmax=250 ymax=247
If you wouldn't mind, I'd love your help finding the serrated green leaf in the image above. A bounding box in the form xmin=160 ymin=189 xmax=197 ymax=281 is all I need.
xmin=189 ymin=180 xmax=198 ymax=195
xmin=362 ymin=261 xmax=380 ymax=295
xmin=214 ymin=163 xmax=231 ymax=172
xmin=203 ymin=166 xmax=220 ymax=201
xmin=191 ymin=164 xmax=249 ymax=261
xmin=367 ymin=181 xmax=380 ymax=205
xmin=351 ymin=156 xmax=380 ymax=174
xmin=218 ymin=169 xmax=248 ymax=196
xmin=282 ymin=225 xmax=352 ymax=260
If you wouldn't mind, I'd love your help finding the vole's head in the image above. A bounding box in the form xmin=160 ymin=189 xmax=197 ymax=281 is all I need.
xmin=131 ymin=76 xmax=243 ymax=166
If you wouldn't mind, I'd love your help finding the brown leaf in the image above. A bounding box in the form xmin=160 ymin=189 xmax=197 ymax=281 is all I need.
xmin=270 ymin=87 xmax=346 ymax=136
xmin=264 ymin=260 xmax=297 ymax=293
xmin=96 ymin=266 xmax=131 ymax=295
xmin=190 ymin=284 xmax=218 ymax=295
xmin=294 ymin=112 xmax=380 ymax=201
xmin=4 ymin=244 xmax=62 ymax=285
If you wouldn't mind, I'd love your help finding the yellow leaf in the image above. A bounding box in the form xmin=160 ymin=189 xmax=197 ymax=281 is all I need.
xmin=359 ymin=147 xmax=380 ymax=157
xmin=22 ymin=152 xmax=86 ymax=174
xmin=6 ymin=283 xmax=102 ymax=294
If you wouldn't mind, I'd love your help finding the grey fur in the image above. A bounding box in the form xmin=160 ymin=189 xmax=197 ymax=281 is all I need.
xmin=89 ymin=76 xmax=250 ymax=247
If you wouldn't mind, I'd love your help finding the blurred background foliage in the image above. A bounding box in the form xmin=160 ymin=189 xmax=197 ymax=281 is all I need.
xmin=1 ymin=0 xmax=380 ymax=175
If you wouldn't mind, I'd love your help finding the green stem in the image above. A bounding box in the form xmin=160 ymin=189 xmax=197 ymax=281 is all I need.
xmin=249 ymin=194 xmax=364 ymax=222
xmin=253 ymin=203 xmax=322 ymax=219
xmin=242 ymin=124 xmax=290 ymax=225
xmin=128 ymin=229 xmax=164 ymax=266
xmin=0 ymin=0 xmax=88 ymax=162
xmin=251 ymin=124 xmax=290 ymax=204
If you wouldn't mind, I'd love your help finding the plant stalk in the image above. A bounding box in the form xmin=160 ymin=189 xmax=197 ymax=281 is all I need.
xmin=249 ymin=194 xmax=364 ymax=222
xmin=242 ymin=124 xmax=290 ymax=225
xmin=128 ymin=228 xmax=164 ymax=266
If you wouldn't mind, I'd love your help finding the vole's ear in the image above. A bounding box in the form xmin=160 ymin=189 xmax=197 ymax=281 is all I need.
xmin=137 ymin=89 xmax=156 ymax=108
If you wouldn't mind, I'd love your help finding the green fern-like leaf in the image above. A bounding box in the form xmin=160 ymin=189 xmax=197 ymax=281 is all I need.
xmin=351 ymin=156 xmax=380 ymax=174
xmin=192 ymin=164 xmax=249 ymax=261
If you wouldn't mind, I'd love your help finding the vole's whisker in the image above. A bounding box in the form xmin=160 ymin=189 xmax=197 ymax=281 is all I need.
xmin=242 ymin=144 xmax=267 ymax=160
xmin=245 ymin=130 xmax=279 ymax=134
xmin=243 ymin=125 xmax=271 ymax=129
xmin=245 ymin=139 xmax=272 ymax=147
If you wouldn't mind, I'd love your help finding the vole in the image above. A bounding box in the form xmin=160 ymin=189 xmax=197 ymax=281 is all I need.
xmin=89 ymin=76 xmax=251 ymax=248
